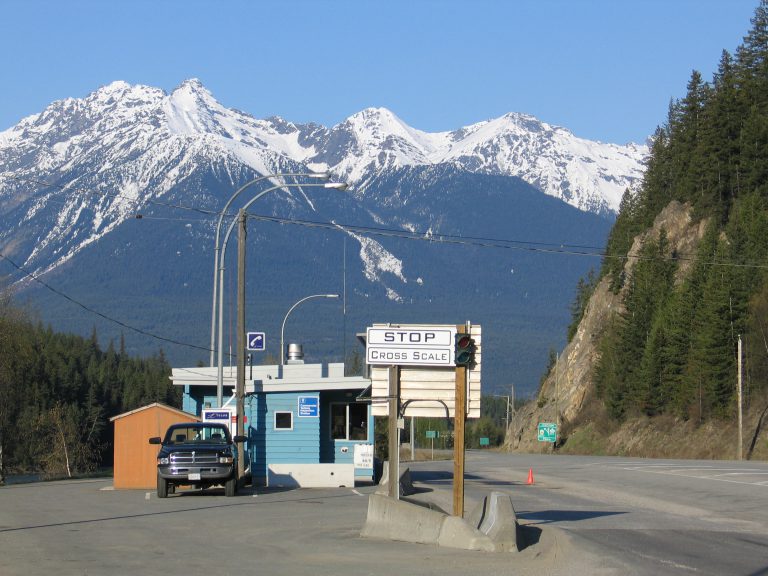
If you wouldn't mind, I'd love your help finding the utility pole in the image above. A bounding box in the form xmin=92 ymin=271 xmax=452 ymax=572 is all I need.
xmin=737 ymin=335 xmax=743 ymax=461
xmin=236 ymin=209 xmax=246 ymax=481
xmin=504 ymin=394 xmax=510 ymax=441
xmin=510 ymin=383 xmax=515 ymax=441
xmin=554 ymin=352 xmax=559 ymax=447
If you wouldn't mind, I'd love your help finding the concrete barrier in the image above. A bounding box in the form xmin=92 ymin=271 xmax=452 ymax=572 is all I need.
xmin=361 ymin=493 xmax=444 ymax=545
xmin=362 ymin=491 xmax=520 ymax=552
xmin=470 ymin=491 xmax=520 ymax=552
xmin=376 ymin=463 xmax=416 ymax=497
xmin=267 ymin=463 xmax=354 ymax=488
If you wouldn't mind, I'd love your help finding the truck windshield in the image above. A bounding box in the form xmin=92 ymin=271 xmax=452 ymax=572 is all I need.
xmin=165 ymin=425 xmax=229 ymax=445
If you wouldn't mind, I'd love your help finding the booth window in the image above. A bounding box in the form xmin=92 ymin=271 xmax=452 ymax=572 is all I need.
xmin=331 ymin=403 xmax=367 ymax=441
xmin=274 ymin=411 xmax=293 ymax=430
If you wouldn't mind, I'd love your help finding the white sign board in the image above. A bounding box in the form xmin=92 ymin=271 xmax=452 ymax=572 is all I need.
xmin=353 ymin=443 xmax=374 ymax=469
xmin=366 ymin=326 xmax=456 ymax=366
xmin=368 ymin=324 xmax=482 ymax=418
xmin=202 ymin=407 xmax=236 ymax=437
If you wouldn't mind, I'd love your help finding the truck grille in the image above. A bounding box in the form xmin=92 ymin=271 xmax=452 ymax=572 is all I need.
xmin=170 ymin=451 xmax=218 ymax=465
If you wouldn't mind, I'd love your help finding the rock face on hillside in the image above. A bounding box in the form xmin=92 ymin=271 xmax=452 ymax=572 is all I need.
xmin=509 ymin=201 xmax=709 ymax=451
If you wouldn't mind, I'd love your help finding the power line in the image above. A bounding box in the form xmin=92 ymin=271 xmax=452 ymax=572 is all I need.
xmin=5 ymin=171 xmax=768 ymax=310
xmin=8 ymin=172 xmax=765 ymax=269
xmin=0 ymin=252 xmax=213 ymax=354
xmin=245 ymin=212 xmax=768 ymax=270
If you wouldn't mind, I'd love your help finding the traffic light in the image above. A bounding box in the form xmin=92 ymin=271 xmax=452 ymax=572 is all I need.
xmin=454 ymin=332 xmax=475 ymax=367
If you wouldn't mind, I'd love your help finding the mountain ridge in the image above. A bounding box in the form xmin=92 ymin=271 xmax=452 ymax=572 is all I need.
xmin=1 ymin=79 xmax=647 ymax=210
xmin=0 ymin=79 xmax=634 ymax=394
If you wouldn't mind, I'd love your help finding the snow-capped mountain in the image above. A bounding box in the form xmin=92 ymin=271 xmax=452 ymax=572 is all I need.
xmin=1 ymin=78 xmax=646 ymax=204
xmin=306 ymin=106 xmax=646 ymax=215
xmin=0 ymin=79 xmax=645 ymax=274
xmin=0 ymin=79 xmax=637 ymax=394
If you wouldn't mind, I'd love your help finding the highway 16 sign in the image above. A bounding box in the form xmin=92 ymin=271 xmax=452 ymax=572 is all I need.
xmin=537 ymin=422 xmax=557 ymax=443
xmin=366 ymin=326 xmax=456 ymax=366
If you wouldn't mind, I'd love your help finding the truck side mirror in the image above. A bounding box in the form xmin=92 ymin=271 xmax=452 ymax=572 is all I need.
xmin=233 ymin=435 xmax=247 ymax=443
xmin=148 ymin=437 xmax=161 ymax=445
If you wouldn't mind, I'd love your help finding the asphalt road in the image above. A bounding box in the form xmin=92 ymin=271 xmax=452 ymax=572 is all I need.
xmin=1 ymin=453 xmax=766 ymax=575
xmin=410 ymin=452 xmax=768 ymax=575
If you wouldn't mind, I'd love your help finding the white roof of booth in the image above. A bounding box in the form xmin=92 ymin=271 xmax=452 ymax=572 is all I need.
xmin=171 ymin=363 xmax=370 ymax=393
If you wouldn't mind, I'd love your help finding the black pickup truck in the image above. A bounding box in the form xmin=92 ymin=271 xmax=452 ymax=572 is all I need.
xmin=149 ymin=422 xmax=246 ymax=498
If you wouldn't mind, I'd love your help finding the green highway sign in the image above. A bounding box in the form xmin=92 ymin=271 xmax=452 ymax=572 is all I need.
xmin=537 ymin=422 xmax=557 ymax=443
xmin=426 ymin=430 xmax=436 ymax=439
xmin=479 ymin=437 xmax=490 ymax=446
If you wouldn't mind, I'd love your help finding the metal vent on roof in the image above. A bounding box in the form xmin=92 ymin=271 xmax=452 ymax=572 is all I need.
xmin=287 ymin=343 xmax=304 ymax=364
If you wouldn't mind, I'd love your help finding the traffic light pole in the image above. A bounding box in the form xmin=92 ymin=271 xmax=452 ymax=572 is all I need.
xmin=453 ymin=363 xmax=466 ymax=517
xmin=452 ymin=322 xmax=471 ymax=517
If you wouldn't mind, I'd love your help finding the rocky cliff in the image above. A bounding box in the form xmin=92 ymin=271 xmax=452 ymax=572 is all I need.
xmin=510 ymin=201 xmax=710 ymax=452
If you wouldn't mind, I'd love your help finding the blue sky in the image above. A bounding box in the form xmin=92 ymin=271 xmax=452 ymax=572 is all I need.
xmin=1 ymin=0 xmax=758 ymax=144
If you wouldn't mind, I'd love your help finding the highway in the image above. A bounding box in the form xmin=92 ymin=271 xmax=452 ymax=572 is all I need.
xmin=413 ymin=452 xmax=768 ymax=575
xmin=1 ymin=453 xmax=766 ymax=575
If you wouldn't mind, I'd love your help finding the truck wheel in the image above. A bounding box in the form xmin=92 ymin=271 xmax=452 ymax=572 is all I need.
xmin=225 ymin=476 xmax=237 ymax=497
xmin=157 ymin=474 xmax=169 ymax=498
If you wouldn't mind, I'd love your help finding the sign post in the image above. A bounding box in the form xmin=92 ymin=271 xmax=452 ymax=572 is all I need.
xmin=365 ymin=322 xmax=481 ymax=517
xmin=426 ymin=430 xmax=436 ymax=460
xmin=388 ymin=365 xmax=400 ymax=500
xmin=454 ymin=361 xmax=466 ymax=517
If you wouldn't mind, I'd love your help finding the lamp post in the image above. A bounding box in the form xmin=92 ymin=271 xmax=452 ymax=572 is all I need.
xmin=209 ymin=172 xmax=330 ymax=366
xmin=280 ymin=294 xmax=340 ymax=366
xmin=215 ymin=181 xmax=349 ymax=407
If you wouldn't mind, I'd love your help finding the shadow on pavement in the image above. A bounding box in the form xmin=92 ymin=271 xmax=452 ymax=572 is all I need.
xmin=518 ymin=510 xmax=626 ymax=524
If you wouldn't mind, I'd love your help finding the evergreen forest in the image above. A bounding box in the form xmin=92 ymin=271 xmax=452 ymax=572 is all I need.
xmin=593 ymin=1 xmax=768 ymax=425
xmin=0 ymin=293 xmax=178 ymax=482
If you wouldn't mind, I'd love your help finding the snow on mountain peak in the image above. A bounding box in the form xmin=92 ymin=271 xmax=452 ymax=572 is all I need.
xmin=1 ymin=79 xmax=647 ymax=221
xmin=166 ymin=78 xmax=229 ymax=136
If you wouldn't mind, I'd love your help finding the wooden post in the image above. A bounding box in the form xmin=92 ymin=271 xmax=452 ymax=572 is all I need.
xmin=388 ymin=365 xmax=400 ymax=499
xmin=453 ymin=364 xmax=466 ymax=516
xmin=236 ymin=209 xmax=246 ymax=480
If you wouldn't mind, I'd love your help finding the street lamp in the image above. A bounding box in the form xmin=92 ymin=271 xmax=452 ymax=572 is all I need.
xmin=280 ymin=294 xmax=340 ymax=366
xmin=215 ymin=180 xmax=349 ymax=406
xmin=209 ymin=172 xmax=331 ymax=366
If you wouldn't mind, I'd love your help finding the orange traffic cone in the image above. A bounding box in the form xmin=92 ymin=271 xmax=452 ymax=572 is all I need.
xmin=526 ymin=468 xmax=535 ymax=485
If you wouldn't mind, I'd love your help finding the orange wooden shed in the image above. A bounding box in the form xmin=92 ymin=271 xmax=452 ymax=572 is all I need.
xmin=110 ymin=403 xmax=199 ymax=489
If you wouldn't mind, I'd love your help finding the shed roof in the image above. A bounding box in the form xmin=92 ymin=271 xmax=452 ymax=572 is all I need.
xmin=109 ymin=402 xmax=197 ymax=422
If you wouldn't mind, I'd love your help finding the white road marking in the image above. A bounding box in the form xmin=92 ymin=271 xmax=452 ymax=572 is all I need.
xmin=633 ymin=550 xmax=701 ymax=572
xmin=619 ymin=465 xmax=768 ymax=486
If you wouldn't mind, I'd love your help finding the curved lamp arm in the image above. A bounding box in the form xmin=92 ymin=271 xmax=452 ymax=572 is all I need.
xmin=208 ymin=171 xmax=330 ymax=365
xmin=215 ymin=182 xmax=348 ymax=404
xmin=280 ymin=294 xmax=340 ymax=366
